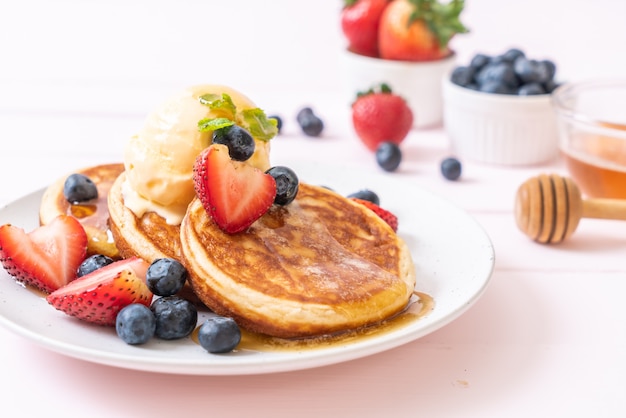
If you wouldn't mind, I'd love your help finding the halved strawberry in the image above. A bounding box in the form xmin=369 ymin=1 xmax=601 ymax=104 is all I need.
xmin=0 ymin=215 xmax=88 ymax=293
xmin=350 ymin=197 xmax=399 ymax=232
xmin=46 ymin=257 xmax=152 ymax=326
xmin=193 ymin=144 xmax=277 ymax=234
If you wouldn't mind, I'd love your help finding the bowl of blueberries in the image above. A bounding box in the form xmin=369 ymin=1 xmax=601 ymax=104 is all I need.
xmin=442 ymin=47 xmax=560 ymax=165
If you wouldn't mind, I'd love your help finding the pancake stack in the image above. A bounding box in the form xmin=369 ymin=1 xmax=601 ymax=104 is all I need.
xmin=40 ymin=85 xmax=417 ymax=339
xmin=106 ymin=175 xmax=416 ymax=338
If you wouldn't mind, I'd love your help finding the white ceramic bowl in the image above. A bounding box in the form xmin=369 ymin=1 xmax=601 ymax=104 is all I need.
xmin=340 ymin=50 xmax=456 ymax=128
xmin=442 ymin=77 xmax=559 ymax=166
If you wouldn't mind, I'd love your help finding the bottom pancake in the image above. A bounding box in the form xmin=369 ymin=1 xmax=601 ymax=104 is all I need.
xmin=39 ymin=163 xmax=125 ymax=259
xmin=107 ymin=172 xmax=182 ymax=263
xmin=181 ymin=183 xmax=416 ymax=339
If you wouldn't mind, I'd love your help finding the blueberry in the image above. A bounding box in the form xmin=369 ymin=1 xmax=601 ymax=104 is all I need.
xmin=479 ymin=80 xmax=515 ymax=95
xmin=538 ymin=60 xmax=557 ymax=83
xmin=488 ymin=55 xmax=506 ymax=65
xmin=450 ymin=66 xmax=476 ymax=87
xmin=500 ymin=48 xmax=525 ymax=63
xmin=151 ymin=296 xmax=198 ymax=340
xmin=146 ymin=258 xmax=188 ymax=297
xmin=347 ymin=189 xmax=380 ymax=205
xmin=77 ymin=254 xmax=114 ymax=277
xmin=513 ymin=57 xmax=552 ymax=84
xmin=266 ymin=166 xmax=299 ymax=205
xmin=296 ymin=107 xmax=324 ymax=137
xmin=116 ymin=304 xmax=156 ymax=345
xmin=476 ymin=62 xmax=520 ymax=89
xmin=302 ymin=117 xmax=324 ymax=137
xmin=296 ymin=107 xmax=314 ymax=124
xmin=376 ymin=142 xmax=402 ymax=172
xmin=63 ymin=173 xmax=98 ymax=203
xmin=212 ymin=125 xmax=255 ymax=161
xmin=543 ymin=79 xmax=560 ymax=93
xmin=197 ymin=316 xmax=241 ymax=354
xmin=269 ymin=115 xmax=283 ymax=134
xmin=441 ymin=157 xmax=462 ymax=181
xmin=518 ymin=82 xmax=546 ymax=96
xmin=469 ymin=53 xmax=490 ymax=71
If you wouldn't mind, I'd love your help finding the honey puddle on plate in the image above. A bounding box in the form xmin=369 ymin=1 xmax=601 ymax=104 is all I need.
xmin=27 ymin=283 xmax=433 ymax=353
xmin=192 ymin=291 xmax=434 ymax=352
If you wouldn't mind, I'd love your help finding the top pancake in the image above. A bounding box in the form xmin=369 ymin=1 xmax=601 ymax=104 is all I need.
xmin=39 ymin=163 xmax=125 ymax=259
xmin=181 ymin=183 xmax=416 ymax=339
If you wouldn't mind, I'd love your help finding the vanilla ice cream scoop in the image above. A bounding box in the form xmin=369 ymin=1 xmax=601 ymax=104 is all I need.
xmin=123 ymin=84 xmax=273 ymax=224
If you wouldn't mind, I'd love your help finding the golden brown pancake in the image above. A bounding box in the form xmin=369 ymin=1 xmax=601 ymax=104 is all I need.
xmin=39 ymin=163 xmax=125 ymax=259
xmin=180 ymin=183 xmax=416 ymax=339
xmin=107 ymin=171 xmax=182 ymax=262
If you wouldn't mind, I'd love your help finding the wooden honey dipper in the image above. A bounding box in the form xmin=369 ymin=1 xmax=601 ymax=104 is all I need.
xmin=515 ymin=173 xmax=626 ymax=244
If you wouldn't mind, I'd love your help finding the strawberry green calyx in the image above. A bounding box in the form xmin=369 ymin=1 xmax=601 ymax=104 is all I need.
xmin=198 ymin=93 xmax=278 ymax=142
xmin=356 ymin=83 xmax=394 ymax=100
xmin=407 ymin=0 xmax=469 ymax=50
xmin=343 ymin=0 xmax=359 ymax=7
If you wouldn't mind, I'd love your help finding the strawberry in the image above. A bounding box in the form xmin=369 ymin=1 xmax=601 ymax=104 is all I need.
xmin=351 ymin=84 xmax=413 ymax=151
xmin=46 ymin=257 xmax=152 ymax=326
xmin=378 ymin=0 xmax=468 ymax=61
xmin=350 ymin=198 xmax=398 ymax=232
xmin=193 ymin=144 xmax=277 ymax=234
xmin=0 ymin=215 xmax=87 ymax=293
xmin=341 ymin=0 xmax=389 ymax=57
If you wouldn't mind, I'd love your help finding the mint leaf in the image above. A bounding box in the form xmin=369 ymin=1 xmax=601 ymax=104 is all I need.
xmin=198 ymin=93 xmax=237 ymax=120
xmin=198 ymin=117 xmax=234 ymax=132
xmin=239 ymin=108 xmax=278 ymax=142
xmin=197 ymin=92 xmax=277 ymax=141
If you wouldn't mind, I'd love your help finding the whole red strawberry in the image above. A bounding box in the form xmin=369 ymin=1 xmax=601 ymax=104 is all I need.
xmin=379 ymin=0 xmax=468 ymax=61
xmin=341 ymin=0 xmax=389 ymax=57
xmin=349 ymin=198 xmax=398 ymax=232
xmin=351 ymin=84 xmax=413 ymax=151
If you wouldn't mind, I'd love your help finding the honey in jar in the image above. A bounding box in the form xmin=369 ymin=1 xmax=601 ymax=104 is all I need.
xmin=561 ymin=122 xmax=626 ymax=199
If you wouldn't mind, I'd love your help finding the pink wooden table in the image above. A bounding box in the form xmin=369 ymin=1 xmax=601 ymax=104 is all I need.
xmin=1 ymin=1 xmax=625 ymax=416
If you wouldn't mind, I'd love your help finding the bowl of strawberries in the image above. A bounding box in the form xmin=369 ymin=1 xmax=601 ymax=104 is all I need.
xmin=340 ymin=0 xmax=468 ymax=129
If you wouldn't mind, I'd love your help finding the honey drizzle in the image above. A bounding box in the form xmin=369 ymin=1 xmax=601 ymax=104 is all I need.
xmin=66 ymin=196 xmax=110 ymax=232
xmin=59 ymin=167 xmax=123 ymax=249
xmin=29 ymin=283 xmax=433 ymax=353
xmin=192 ymin=291 xmax=434 ymax=353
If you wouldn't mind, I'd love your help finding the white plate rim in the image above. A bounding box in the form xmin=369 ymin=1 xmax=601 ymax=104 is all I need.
xmin=0 ymin=165 xmax=495 ymax=375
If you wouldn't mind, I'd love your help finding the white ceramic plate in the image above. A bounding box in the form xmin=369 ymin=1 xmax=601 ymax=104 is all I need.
xmin=0 ymin=165 xmax=494 ymax=375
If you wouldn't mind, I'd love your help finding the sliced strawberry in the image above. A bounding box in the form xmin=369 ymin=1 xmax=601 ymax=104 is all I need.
xmin=0 ymin=215 xmax=87 ymax=293
xmin=46 ymin=256 xmax=152 ymax=326
xmin=193 ymin=144 xmax=277 ymax=234
xmin=350 ymin=197 xmax=399 ymax=232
